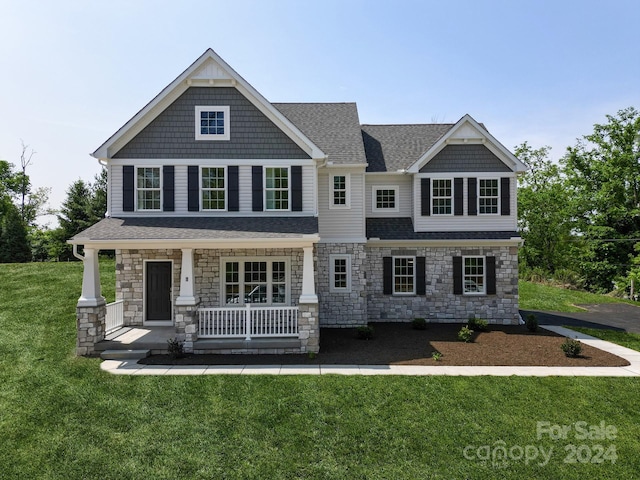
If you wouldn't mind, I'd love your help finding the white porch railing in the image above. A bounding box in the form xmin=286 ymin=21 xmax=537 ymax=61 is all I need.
xmin=105 ymin=300 xmax=124 ymax=334
xmin=198 ymin=305 xmax=299 ymax=340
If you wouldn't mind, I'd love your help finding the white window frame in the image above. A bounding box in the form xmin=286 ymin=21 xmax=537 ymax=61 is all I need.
xmin=329 ymin=173 xmax=351 ymax=209
xmin=200 ymin=166 xmax=227 ymax=211
xmin=329 ymin=254 xmax=351 ymax=293
xmin=220 ymin=257 xmax=290 ymax=306
xmin=372 ymin=185 xmax=399 ymax=213
xmin=478 ymin=178 xmax=500 ymax=215
xmin=264 ymin=166 xmax=291 ymax=211
xmin=135 ymin=166 xmax=162 ymax=211
xmin=463 ymin=256 xmax=486 ymax=295
xmin=195 ymin=105 xmax=230 ymax=141
xmin=393 ymin=256 xmax=416 ymax=295
xmin=431 ymin=178 xmax=453 ymax=216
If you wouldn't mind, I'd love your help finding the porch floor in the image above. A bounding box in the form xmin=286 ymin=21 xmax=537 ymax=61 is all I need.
xmin=96 ymin=327 xmax=301 ymax=352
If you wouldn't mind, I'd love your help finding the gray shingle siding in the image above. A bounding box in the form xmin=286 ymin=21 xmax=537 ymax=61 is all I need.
xmin=113 ymin=87 xmax=310 ymax=159
xmin=420 ymin=145 xmax=512 ymax=173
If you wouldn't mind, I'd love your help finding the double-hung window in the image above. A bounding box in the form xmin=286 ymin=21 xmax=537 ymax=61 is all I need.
xmin=223 ymin=258 xmax=288 ymax=305
xmin=201 ymin=167 xmax=226 ymax=210
xmin=463 ymin=256 xmax=485 ymax=294
xmin=373 ymin=186 xmax=399 ymax=212
xmin=432 ymin=179 xmax=452 ymax=215
xmin=265 ymin=167 xmax=289 ymax=210
xmin=479 ymin=179 xmax=499 ymax=214
xmin=330 ymin=254 xmax=351 ymax=292
xmin=136 ymin=167 xmax=161 ymax=211
xmin=393 ymin=256 xmax=415 ymax=295
xmin=330 ymin=174 xmax=350 ymax=209
xmin=195 ymin=106 xmax=230 ymax=141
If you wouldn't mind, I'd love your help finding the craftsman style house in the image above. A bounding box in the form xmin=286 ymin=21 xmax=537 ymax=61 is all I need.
xmin=71 ymin=49 xmax=526 ymax=356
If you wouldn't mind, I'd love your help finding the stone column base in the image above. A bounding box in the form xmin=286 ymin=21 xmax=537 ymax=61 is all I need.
xmin=298 ymin=302 xmax=319 ymax=354
xmin=175 ymin=303 xmax=200 ymax=353
xmin=76 ymin=304 xmax=106 ymax=356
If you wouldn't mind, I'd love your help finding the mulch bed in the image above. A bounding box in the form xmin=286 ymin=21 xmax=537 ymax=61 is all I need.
xmin=140 ymin=323 xmax=629 ymax=367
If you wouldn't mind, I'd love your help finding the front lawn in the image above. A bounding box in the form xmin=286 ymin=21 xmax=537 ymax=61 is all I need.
xmin=519 ymin=280 xmax=636 ymax=312
xmin=1 ymin=262 xmax=640 ymax=479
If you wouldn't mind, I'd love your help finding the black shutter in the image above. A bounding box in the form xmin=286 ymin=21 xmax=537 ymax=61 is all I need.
xmin=421 ymin=178 xmax=430 ymax=216
xmin=122 ymin=165 xmax=134 ymax=212
xmin=454 ymin=177 xmax=463 ymax=216
xmin=163 ymin=166 xmax=174 ymax=212
xmin=187 ymin=165 xmax=199 ymax=212
xmin=291 ymin=166 xmax=302 ymax=211
xmin=468 ymin=178 xmax=477 ymax=216
xmin=416 ymin=256 xmax=426 ymax=295
xmin=500 ymin=177 xmax=511 ymax=216
xmin=252 ymin=166 xmax=263 ymax=211
xmin=228 ymin=166 xmax=239 ymax=212
xmin=453 ymin=256 xmax=463 ymax=294
xmin=486 ymin=256 xmax=497 ymax=294
xmin=383 ymin=257 xmax=393 ymax=295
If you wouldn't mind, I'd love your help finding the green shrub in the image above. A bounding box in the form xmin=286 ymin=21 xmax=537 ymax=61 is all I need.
xmin=167 ymin=338 xmax=185 ymax=359
xmin=468 ymin=317 xmax=489 ymax=332
xmin=431 ymin=351 xmax=442 ymax=361
xmin=525 ymin=314 xmax=538 ymax=332
xmin=561 ymin=338 xmax=582 ymax=357
xmin=412 ymin=318 xmax=427 ymax=330
xmin=356 ymin=325 xmax=374 ymax=340
xmin=458 ymin=326 xmax=474 ymax=343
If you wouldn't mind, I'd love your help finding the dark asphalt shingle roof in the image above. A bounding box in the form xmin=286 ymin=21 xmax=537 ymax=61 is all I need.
xmin=366 ymin=218 xmax=520 ymax=241
xmin=361 ymin=124 xmax=454 ymax=172
xmin=273 ymin=103 xmax=367 ymax=165
xmin=71 ymin=217 xmax=319 ymax=242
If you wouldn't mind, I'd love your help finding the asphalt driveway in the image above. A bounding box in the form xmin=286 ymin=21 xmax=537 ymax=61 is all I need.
xmin=520 ymin=303 xmax=640 ymax=333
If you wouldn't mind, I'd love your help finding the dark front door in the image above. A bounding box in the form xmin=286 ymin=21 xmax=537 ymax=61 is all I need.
xmin=146 ymin=262 xmax=172 ymax=322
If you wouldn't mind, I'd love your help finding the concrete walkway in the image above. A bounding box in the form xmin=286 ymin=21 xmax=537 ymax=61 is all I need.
xmin=100 ymin=326 xmax=640 ymax=377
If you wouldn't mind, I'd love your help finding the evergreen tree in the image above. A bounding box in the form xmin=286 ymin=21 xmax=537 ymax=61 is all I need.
xmin=57 ymin=180 xmax=93 ymax=261
xmin=0 ymin=204 xmax=32 ymax=263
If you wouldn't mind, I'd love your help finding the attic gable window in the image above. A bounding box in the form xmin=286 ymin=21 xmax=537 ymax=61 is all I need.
xmin=195 ymin=106 xmax=230 ymax=141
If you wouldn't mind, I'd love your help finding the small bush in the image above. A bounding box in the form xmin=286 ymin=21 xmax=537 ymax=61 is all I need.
xmin=167 ymin=338 xmax=185 ymax=359
xmin=526 ymin=314 xmax=538 ymax=332
xmin=458 ymin=326 xmax=474 ymax=343
xmin=468 ymin=317 xmax=489 ymax=332
xmin=356 ymin=325 xmax=374 ymax=340
xmin=431 ymin=351 xmax=442 ymax=361
xmin=308 ymin=351 xmax=316 ymax=360
xmin=561 ymin=338 xmax=582 ymax=357
xmin=412 ymin=318 xmax=427 ymax=330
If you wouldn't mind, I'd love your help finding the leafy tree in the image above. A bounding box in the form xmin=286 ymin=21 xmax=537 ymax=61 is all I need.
xmin=563 ymin=107 xmax=640 ymax=291
xmin=516 ymin=142 xmax=573 ymax=274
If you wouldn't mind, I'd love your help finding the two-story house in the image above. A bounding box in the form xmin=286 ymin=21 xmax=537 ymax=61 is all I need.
xmin=71 ymin=49 xmax=526 ymax=356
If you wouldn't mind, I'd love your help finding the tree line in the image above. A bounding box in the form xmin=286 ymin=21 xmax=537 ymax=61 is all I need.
xmin=0 ymin=142 xmax=107 ymax=262
xmin=1 ymin=107 xmax=639 ymax=296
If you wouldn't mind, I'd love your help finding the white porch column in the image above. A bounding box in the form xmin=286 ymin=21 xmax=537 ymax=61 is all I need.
xmin=176 ymin=248 xmax=199 ymax=306
xmin=299 ymin=245 xmax=318 ymax=304
xmin=77 ymin=248 xmax=105 ymax=307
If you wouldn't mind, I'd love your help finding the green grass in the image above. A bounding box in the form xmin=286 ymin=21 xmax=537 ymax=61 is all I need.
xmin=1 ymin=261 xmax=640 ymax=479
xmin=519 ymin=280 xmax=638 ymax=312
xmin=567 ymin=326 xmax=640 ymax=353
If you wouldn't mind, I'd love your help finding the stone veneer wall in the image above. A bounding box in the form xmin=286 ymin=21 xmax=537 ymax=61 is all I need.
xmin=316 ymin=243 xmax=368 ymax=326
xmin=76 ymin=304 xmax=106 ymax=356
xmin=366 ymin=246 xmax=519 ymax=324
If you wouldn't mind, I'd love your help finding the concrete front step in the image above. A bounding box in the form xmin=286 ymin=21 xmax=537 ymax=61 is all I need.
xmin=100 ymin=349 xmax=151 ymax=360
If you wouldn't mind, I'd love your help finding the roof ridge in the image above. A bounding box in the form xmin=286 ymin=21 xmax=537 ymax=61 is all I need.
xmin=361 ymin=123 xmax=455 ymax=127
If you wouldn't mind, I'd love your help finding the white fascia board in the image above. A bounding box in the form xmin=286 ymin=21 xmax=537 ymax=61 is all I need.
xmin=321 ymin=163 xmax=367 ymax=170
xmin=406 ymin=114 xmax=528 ymax=174
xmin=318 ymin=237 xmax=368 ymax=244
xmin=93 ymin=48 xmax=326 ymax=160
xmin=67 ymin=235 xmax=320 ymax=251
xmin=366 ymin=237 xmax=523 ymax=248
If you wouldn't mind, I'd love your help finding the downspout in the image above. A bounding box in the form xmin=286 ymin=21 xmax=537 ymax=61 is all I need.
xmin=98 ymin=158 xmax=110 ymax=218
xmin=72 ymin=244 xmax=84 ymax=261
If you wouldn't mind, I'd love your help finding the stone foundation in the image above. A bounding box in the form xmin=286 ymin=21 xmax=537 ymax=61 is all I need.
xmin=175 ymin=303 xmax=200 ymax=353
xmin=298 ymin=302 xmax=319 ymax=353
xmin=76 ymin=304 xmax=106 ymax=356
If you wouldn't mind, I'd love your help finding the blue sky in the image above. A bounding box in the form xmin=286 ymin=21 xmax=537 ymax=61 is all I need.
xmin=1 ymin=0 xmax=638 ymax=226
